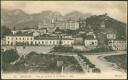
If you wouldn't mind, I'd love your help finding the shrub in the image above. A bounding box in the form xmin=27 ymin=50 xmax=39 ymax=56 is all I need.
xmin=2 ymin=49 xmax=19 ymax=63
xmin=93 ymin=68 xmax=101 ymax=73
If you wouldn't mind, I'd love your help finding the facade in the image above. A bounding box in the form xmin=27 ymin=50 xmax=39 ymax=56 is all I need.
xmin=84 ymin=39 xmax=98 ymax=47
xmin=12 ymin=30 xmax=17 ymax=35
xmin=79 ymin=19 xmax=86 ymax=31
xmin=108 ymin=40 xmax=127 ymax=51
xmin=53 ymin=20 xmax=79 ymax=30
xmin=6 ymin=36 xmax=34 ymax=45
xmin=33 ymin=31 xmax=40 ymax=37
xmin=87 ymin=32 xmax=96 ymax=39
xmin=34 ymin=37 xmax=74 ymax=46
xmin=5 ymin=36 xmax=74 ymax=46
xmin=73 ymin=37 xmax=83 ymax=45
xmin=55 ymin=21 xmax=66 ymax=30
xmin=1 ymin=38 xmax=6 ymax=46
xmin=65 ymin=20 xmax=79 ymax=30
xmin=107 ymin=33 xmax=116 ymax=39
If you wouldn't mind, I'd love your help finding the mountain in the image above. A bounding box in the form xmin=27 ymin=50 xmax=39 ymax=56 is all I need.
xmin=1 ymin=9 xmax=32 ymax=29
xmin=64 ymin=11 xmax=91 ymax=20
xmin=1 ymin=9 xmax=91 ymax=30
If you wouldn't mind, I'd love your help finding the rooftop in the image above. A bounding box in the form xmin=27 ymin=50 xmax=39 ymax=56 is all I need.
xmin=34 ymin=36 xmax=74 ymax=40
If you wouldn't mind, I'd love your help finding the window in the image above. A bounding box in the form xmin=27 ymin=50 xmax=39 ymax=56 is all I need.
xmin=42 ymin=41 xmax=44 ymax=44
xmin=53 ymin=41 xmax=54 ymax=44
xmin=8 ymin=41 xmax=9 ymax=44
xmin=45 ymin=41 xmax=48 ymax=44
xmin=50 ymin=41 xmax=52 ymax=44
xmin=8 ymin=37 xmax=10 ymax=39
xmin=19 ymin=38 xmax=21 ymax=40
xmin=35 ymin=41 xmax=37 ymax=44
xmin=23 ymin=38 xmax=24 ymax=40
xmin=16 ymin=38 xmax=17 ymax=40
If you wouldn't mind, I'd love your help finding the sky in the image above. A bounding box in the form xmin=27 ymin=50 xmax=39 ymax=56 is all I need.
xmin=1 ymin=1 xmax=127 ymax=23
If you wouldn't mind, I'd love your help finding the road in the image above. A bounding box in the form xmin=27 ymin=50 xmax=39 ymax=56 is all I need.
xmin=52 ymin=51 xmax=127 ymax=73
xmin=2 ymin=46 xmax=127 ymax=75
xmin=73 ymin=55 xmax=87 ymax=73
xmin=83 ymin=51 xmax=127 ymax=74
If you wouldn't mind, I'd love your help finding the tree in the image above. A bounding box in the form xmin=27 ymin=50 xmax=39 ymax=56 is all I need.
xmin=2 ymin=49 xmax=19 ymax=63
xmin=1 ymin=25 xmax=12 ymax=38
xmin=16 ymin=31 xmax=23 ymax=35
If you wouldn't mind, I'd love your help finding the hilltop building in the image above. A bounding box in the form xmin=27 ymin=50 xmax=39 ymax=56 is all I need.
xmin=51 ymin=19 xmax=79 ymax=30
xmin=65 ymin=20 xmax=79 ymax=30
xmin=107 ymin=33 xmax=116 ymax=39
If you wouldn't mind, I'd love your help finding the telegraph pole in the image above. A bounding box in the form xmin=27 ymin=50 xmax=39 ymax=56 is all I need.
xmin=61 ymin=65 xmax=64 ymax=74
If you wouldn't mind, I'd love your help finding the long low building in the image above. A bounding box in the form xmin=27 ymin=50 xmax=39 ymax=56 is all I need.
xmin=84 ymin=39 xmax=98 ymax=47
xmin=5 ymin=36 xmax=74 ymax=46
xmin=108 ymin=40 xmax=127 ymax=51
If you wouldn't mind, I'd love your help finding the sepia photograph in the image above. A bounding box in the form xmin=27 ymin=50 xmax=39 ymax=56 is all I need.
xmin=1 ymin=1 xmax=127 ymax=79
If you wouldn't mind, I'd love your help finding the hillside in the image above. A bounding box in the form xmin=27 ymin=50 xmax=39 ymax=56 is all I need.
xmin=85 ymin=13 xmax=127 ymax=46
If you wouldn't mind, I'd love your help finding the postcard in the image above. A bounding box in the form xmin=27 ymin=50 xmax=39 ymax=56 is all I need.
xmin=1 ymin=1 xmax=127 ymax=79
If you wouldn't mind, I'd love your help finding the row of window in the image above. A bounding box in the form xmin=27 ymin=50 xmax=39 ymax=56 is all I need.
xmin=85 ymin=41 xmax=97 ymax=44
xmin=7 ymin=41 xmax=72 ymax=45
xmin=34 ymin=41 xmax=72 ymax=44
xmin=34 ymin=41 xmax=59 ymax=45
xmin=7 ymin=37 xmax=33 ymax=40
xmin=113 ymin=47 xmax=126 ymax=50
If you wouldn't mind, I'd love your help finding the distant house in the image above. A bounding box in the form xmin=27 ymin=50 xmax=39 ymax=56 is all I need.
xmin=11 ymin=30 xmax=17 ymax=35
xmin=107 ymin=33 xmax=116 ymax=39
xmin=6 ymin=35 xmax=34 ymax=46
xmin=62 ymin=35 xmax=72 ymax=38
xmin=65 ymin=20 xmax=79 ymax=30
xmin=55 ymin=21 xmax=66 ymax=30
xmin=86 ymin=32 xmax=96 ymax=39
xmin=73 ymin=37 xmax=83 ymax=45
xmin=108 ymin=39 xmax=127 ymax=51
xmin=33 ymin=31 xmax=40 ymax=37
xmin=84 ymin=39 xmax=98 ymax=47
xmin=1 ymin=38 xmax=6 ymax=46
xmin=39 ymin=28 xmax=47 ymax=34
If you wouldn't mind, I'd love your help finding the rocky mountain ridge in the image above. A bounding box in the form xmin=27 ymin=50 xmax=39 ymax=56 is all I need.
xmin=1 ymin=9 xmax=91 ymax=29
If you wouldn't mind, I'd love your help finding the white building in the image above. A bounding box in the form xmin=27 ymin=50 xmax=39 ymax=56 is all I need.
xmin=5 ymin=36 xmax=74 ymax=46
xmin=84 ymin=39 xmax=98 ymax=47
xmin=33 ymin=31 xmax=40 ymax=37
xmin=1 ymin=38 xmax=6 ymax=46
xmin=6 ymin=36 xmax=34 ymax=46
xmin=11 ymin=30 xmax=17 ymax=35
xmin=61 ymin=39 xmax=74 ymax=46
xmin=108 ymin=40 xmax=127 ymax=51
xmin=34 ymin=37 xmax=74 ymax=46
xmin=65 ymin=20 xmax=79 ymax=30
xmin=107 ymin=33 xmax=116 ymax=39
xmin=87 ymin=32 xmax=96 ymax=39
xmin=73 ymin=37 xmax=83 ymax=45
